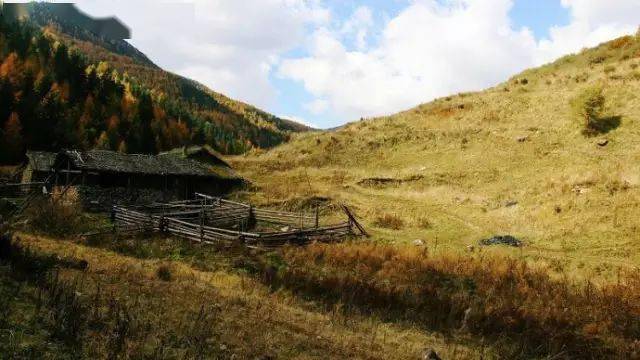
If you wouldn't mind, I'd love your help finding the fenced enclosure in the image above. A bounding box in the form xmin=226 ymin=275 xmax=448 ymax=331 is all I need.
xmin=110 ymin=193 xmax=367 ymax=249
xmin=0 ymin=179 xmax=367 ymax=248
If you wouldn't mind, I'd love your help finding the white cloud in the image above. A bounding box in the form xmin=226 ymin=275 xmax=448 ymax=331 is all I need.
xmin=279 ymin=114 xmax=318 ymax=129
xmin=278 ymin=0 xmax=640 ymax=125
xmin=72 ymin=0 xmax=329 ymax=110
xmin=536 ymin=0 xmax=639 ymax=64
xmin=279 ymin=0 xmax=537 ymax=123
xmin=304 ymin=98 xmax=329 ymax=115
xmin=340 ymin=6 xmax=374 ymax=50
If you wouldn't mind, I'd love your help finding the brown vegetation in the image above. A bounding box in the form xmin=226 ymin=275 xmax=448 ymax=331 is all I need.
xmin=373 ymin=214 xmax=405 ymax=230
xmin=1 ymin=233 xmax=485 ymax=359
xmin=263 ymin=243 xmax=640 ymax=358
xmin=25 ymin=189 xmax=86 ymax=237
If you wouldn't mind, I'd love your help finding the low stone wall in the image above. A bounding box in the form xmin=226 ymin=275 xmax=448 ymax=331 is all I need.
xmin=73 ymin=186 xmax=177 ymax=212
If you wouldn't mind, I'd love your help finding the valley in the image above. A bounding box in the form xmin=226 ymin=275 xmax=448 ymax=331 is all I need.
xmin=2 ymin=3 xmax=640 ymax=359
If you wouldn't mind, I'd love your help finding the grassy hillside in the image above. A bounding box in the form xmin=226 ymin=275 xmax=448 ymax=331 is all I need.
xmin=0 ymin=3 xmax=309 ymax=164
xmin=231 ymin=32 xmax=640 ymax=280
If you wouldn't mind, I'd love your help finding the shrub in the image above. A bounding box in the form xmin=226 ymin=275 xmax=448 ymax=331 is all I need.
xmin=574 ymin=72 xmax=589 ymax=83
xmin=373 ymin=214 xmax=404 ymax=230
xmin=572 ymin=85 xmax=605 ymax=134
xmin=25 ymin=188 xmax=85 ymax=237
xmin=416 ymin=216 xmax=433 ymax=229
xmin=604 ymin=65 xmax=616 ymax=74
xmin=156 ymin=264 xmax=173 ymax=281
xmin=608 ymin=35 xmax=633 ymax=50
xmin=589 ymin=55 xmax=607 ymax=64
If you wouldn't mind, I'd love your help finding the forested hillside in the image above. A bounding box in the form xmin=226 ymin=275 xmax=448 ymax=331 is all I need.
xmin=0 ymin=3 xmax=308 ymax=164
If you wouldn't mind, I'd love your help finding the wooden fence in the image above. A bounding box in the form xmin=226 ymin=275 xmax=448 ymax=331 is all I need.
xmin=195 ymin=193 xmax=318 ymax=228
xmin=109 ymin=194 xmax=366 ymax=249
xmin=0 ymin=182 xmax=47 ymax=199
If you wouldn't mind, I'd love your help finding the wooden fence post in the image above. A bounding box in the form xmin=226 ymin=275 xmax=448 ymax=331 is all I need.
xmin=315 ymin=206 xmax=319 ymax=229
xmin=111 ymin=206 xmax=116 ymax=233
xmin=161 ymin=204 xmax=166 ymax=233
xmin=199 ymin=200 xmax=205 ymax=243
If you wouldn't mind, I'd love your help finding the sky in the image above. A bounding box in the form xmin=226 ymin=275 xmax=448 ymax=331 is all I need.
xmin=34 ymin=0 xmax=640 ymax=128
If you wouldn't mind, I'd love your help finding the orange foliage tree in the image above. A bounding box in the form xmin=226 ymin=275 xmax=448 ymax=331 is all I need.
xmin=3 ymin=112 xmax=24 ymax=162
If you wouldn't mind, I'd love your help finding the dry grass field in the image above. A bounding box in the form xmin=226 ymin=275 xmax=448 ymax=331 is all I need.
xmin=0 ymin=233 xmax=489 ymax=359
xmin=230 ymin=33 xmax=640 ymax=282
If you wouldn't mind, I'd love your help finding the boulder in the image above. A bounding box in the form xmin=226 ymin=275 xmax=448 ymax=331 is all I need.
xmin=596 ymin=139 xmax=609 ymax=147
xmin=413 ymin=239 xmax=425 ymax=246
xmin=479 ymin=235 xmax=522 ymax=247
xmin=504 ymin=200 xmax=518 ymax=207
xmin=422 ymin=348 xmax=442 ymax=360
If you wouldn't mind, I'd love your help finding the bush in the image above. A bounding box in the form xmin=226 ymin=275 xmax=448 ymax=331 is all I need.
xmin=156 ymin=264 xmax=173 ymax=281
xmin=416 ymin=216 xmax=433 ymax=229
xmin=373 ymin=214 xmax=404 ymax=230
xmin=572 ymin=85 xmax=606 ymax=134
xmin=25 ymin=188 xmax=85 ymax=237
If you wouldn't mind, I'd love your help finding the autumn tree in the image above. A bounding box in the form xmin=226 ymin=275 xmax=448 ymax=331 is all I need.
xmin=133 ymin=92 xmax=156 ymax=153
xmin=3 ymin=112 xmax=24 ymax=163
xmin=0 ymin=78 xmax=15 ymax=125
xmin=117 ymin=140 xmax=127 ymax=153
xmin=95 ymin=131 xmax=110 ymax=150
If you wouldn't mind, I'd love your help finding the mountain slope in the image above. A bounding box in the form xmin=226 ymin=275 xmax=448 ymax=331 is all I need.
xmin=232 ymin=32 xmax=640 ymax=278
xmin=0 ymin=3 xmax=308 ymax=164
xmin=23 ymin=3 xmax=309 ymax=134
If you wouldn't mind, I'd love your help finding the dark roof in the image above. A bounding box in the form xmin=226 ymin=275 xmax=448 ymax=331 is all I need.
xmin=26 ymin=151 xmax=57 ymax=172
xmin=55 ymin=150 xmax=241 ymax=180
xmin=158 ymin=145 xmax=230 ymax=168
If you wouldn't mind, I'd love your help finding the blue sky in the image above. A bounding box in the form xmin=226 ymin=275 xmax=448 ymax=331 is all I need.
xmin=72 ymin=0 xmax=638 ymax=128
xmin=510 ymin=0 xmax=570 ymax=39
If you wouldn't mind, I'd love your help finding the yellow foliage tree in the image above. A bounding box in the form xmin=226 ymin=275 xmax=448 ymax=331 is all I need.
xmin=3 ymin=112 xmax=24 ymax=162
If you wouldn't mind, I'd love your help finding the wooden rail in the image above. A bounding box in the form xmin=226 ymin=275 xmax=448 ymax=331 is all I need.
xmin=0 ymin=182 xmax=47 ymax=198
xmin=108 ymin=193 xmax=366 ymax=249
